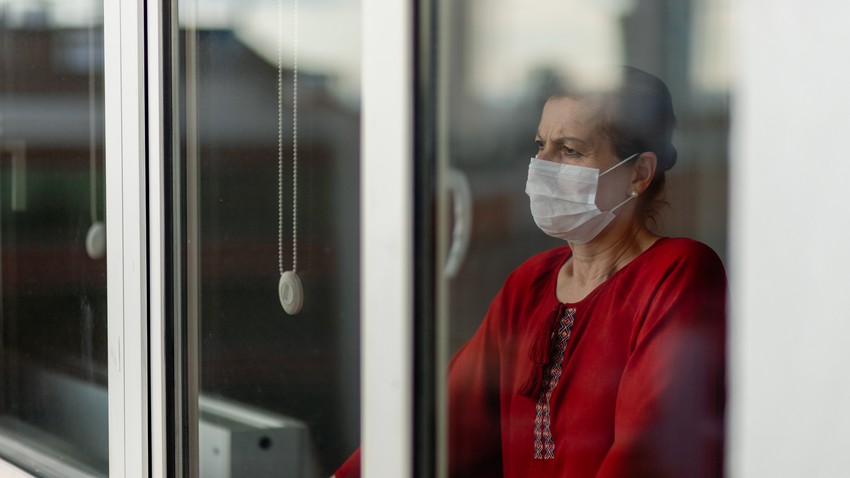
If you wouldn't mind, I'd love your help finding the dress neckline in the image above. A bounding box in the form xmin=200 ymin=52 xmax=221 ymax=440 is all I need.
xmin=551 ymin=237 xmax=669 ymax=307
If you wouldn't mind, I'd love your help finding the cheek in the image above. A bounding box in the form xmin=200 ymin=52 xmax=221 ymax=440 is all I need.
xmin=595 ymin=171 xmax=630 ymax=210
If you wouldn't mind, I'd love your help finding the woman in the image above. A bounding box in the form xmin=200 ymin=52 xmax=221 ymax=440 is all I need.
xmin=335 ymin=66 xmax=726 ymax=477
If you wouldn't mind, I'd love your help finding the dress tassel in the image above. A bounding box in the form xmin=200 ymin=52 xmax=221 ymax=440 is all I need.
xmin=518 ymin=304 xmax=564 ymax=399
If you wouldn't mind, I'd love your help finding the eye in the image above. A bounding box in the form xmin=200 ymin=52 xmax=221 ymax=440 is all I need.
xmin=535 ymin=139 xmax=545 ymax=150
xmin=560 ymin=145 xmax=581 ymax=157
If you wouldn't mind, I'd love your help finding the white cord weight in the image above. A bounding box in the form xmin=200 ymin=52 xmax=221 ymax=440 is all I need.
xmin=278 ymin=271 xmax=303 ymax=315
xmin=85 ymin=17 xmax=105 ymax=260
xmin=86 ymin=222 xmax=106 ymax=259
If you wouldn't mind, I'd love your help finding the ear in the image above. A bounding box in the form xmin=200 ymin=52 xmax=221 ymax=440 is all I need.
xmin=630 ymin=152 xmax=657 ymax=194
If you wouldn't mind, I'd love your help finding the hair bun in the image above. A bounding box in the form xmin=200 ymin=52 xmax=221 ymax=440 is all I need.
xmin=659 ymin=143 xmax=677 ymax=171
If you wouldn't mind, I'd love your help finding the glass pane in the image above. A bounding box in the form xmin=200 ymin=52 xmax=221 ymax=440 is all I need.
xmin=0 ymin=1 xmax=107 ymax=475
xmin=434 ymin=0 xmax=730 ymax=475
xmin=172 ymin=1 xmax=360 ymax=476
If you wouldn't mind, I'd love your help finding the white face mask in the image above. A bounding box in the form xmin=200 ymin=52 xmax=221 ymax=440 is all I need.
xmin=525 ymin=153 xmax=638 ymax=244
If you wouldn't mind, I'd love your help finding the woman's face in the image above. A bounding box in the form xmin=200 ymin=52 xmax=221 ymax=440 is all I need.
xmin=535 ymin=97 xmax=617 ymax=168
xmin=535 ymin=96 xmax=635 ymax=212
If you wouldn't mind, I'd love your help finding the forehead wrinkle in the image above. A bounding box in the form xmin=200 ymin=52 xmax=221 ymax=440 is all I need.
xmin=538 ymin=100 xmax=609 ymax=153
xmin=536 ymin=121 xmax=597 ymax=150
xmin=539 ymin=105 xmax=597 ymax=137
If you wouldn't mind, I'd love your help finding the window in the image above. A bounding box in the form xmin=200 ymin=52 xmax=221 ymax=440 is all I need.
xmin=170 ymin=1 xmax=361 ymax=475
xmin=2 ymin=1 xmax=849 ymax=477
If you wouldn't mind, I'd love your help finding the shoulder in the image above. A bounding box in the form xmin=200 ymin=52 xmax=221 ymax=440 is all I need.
xmin=641 ymin=237 xmax=726 ymax=290
xmin=624 ymin=238 xmax=727 ymax=336
xmin=648 ymin=237 xmax=724 ymax=270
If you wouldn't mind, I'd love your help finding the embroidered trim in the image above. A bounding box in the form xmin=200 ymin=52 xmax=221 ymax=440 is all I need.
xmin=533 ymin=306 xmax=575 ymax=460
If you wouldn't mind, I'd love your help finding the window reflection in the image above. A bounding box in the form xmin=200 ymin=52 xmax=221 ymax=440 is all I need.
xmin=0 ymin=1 xmax=107 ymax=475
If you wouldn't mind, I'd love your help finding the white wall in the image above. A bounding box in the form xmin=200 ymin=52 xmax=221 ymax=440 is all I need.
xmin=729 ymin=1 xmax=850 ymax=476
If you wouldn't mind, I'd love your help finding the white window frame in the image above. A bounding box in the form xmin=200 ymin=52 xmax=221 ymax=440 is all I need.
xmin=145 ymin=0 xmax=169 ymax=475
xmin=103 ymin=0 xmax=151 ymax=476
xmin=104 ymin=0 xmax=169 ymax=475
xmin=728 ymin=2 xmax=850 ymax=478
xmin=360 ymin=0 xmax=415 ymax=476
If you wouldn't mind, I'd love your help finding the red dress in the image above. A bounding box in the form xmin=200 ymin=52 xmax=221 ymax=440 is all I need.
xmin=336 ymin=237 xmax=726 ymax=477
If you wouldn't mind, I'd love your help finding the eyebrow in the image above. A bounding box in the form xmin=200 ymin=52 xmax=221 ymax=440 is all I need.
xmin=535 ymin=133 xmax=591 ymax=147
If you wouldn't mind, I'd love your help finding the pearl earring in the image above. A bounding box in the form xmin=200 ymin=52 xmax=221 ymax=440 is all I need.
xmin=629 ymin=191 xmax=639 ymax=198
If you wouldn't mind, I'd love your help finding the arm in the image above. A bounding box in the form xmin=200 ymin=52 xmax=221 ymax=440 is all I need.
xmin=332 ymin=448 xmax=360 ymax=478
xmin=447 ymin=290 xmax=506 ymax=477
xmin=596 ymin=247 xmax=727 ymax=478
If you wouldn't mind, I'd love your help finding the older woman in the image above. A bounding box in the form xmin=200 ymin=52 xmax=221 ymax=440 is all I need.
xmin=336 ymin=66 xmax=726 ymax=478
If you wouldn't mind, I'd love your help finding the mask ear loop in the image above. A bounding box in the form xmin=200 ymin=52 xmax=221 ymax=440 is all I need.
xmin=601 ymin=153 xmax=641 ymax=214
xmin=609 ymin=190 xmax=638 ymax=213
xmin=599 ymin=152 xmax=640 ymax=177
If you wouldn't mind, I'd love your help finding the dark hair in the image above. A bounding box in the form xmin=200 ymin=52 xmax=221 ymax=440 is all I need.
xmin=545 ymin=66 xmax=677 ymax=227
xmin=599 ymin=67 xmax=677 ymax=227
xmin=596 ymin=67 xmax=677 ymax=168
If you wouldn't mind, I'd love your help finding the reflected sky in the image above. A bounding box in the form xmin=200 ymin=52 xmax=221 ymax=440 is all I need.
xmin=0 ymin=0 xmax=100 ymax=26
xmin=1 ymin=0 xmax=730 ymax=104
xmin=467 ymin=0 xmax=632 ymax=100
